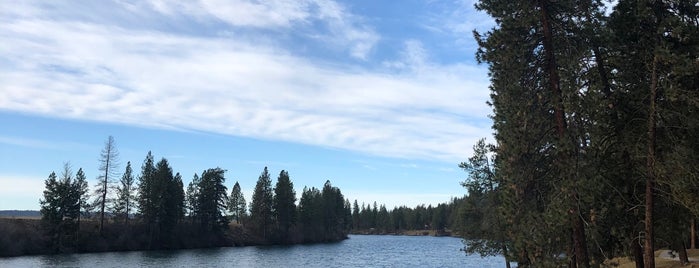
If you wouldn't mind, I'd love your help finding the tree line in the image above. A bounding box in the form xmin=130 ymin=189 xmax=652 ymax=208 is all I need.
xmin=467 ymin=0 xmax=698 ymax=267
xmin=348 ymin=200 xmax=461 ymax=235
xmin=24 ymin=136 xmax=351 ymax=255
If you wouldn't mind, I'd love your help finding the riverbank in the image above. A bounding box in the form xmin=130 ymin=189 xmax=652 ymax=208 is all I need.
xmin=349 ymin=229 xmax=457 ymax=237
xmin=0 ymin=217 xmax=347 ymax=257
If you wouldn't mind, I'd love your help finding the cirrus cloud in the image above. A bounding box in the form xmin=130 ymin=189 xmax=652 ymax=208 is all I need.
xmin=0 ymin=0 xmax=492 ymax=163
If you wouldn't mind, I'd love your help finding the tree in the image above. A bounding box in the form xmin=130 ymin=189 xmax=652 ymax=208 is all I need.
xmin=228 ymin=181 xmax=247 ymax=224
xmin=352 ymin=200 xmax=360 ymax=230
xmin=186 ymin=173 xmax=201 ymax=220
xmin=74 ymin=168 xmax=90 ymax=224
xmin=458 ymin=139 xmax=510 ymax=267
xmin=273 ymin=170 xmax=296 ymax=242
xmin=137 ymin=152 xmax=156 ymax=222
xmin=250 ymin=167 xmax=274 ymax=239
xmin=298 ymin=186 xmax=323 ymax=242
xmin=95 ymin=135 xmax=119 ymax=234
xmin=321 ymin=180 xmax=350 ymax=240
xmin=196 ymin=168 xmax=229 ymax=232
xmin=153 ymin=158 xmax=183 ymax=243
xmin=114 ymin=161 xmax=135 ymax=225
xmin=40 ymin=163 xmax=81 ymax=252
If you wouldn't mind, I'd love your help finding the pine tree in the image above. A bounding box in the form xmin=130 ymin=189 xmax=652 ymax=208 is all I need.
xmin=459 ymin=139 xmax=509 ymax=267
xmin=228 ymin=181 xmax=247 ymax=224
xmin=137 ymin=151 xmax=157 ymax=225
xmin=352 ymin=200 xmax=360 ymax=230
xmin=114 ymin=161 xmax=135 ymax=225
xmin=154 ymin=158 xmax=182 ymax=241
xmin=186 ymin=173 xmax=201 ymax=220
xmin=298 ymin=186 xmax=323 ymax=242
xmin=273 ymin=170 xmax=296 ymax=242
xmin=40 ymin=164 xmax=81 ymax=252
xmin=74 ymin=168 xmax=89 ymax=224
xmin=196 ymin=168 xmax=228 ymax=232
xmin=250 ymin=167 xmax=273 ymax=239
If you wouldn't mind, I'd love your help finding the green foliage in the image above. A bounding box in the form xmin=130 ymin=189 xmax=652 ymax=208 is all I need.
xmin=34 ymin=151 xmax=352 ymax=253
xmin=186 ymin=173 xmax=200 ymax=219
xmin=113 ymin=161 xmax=135 ymax=225
xmin=250 ymin=167 xmax=274 ymax=239
xmin=39 ymin=164 xmax=82 ymax=252
xmin=137 ymin=151 xmax=157 ymax=225
xmin=472 ymin=0 xmax=699 ymax=266
xmin=195 ymin=168 xmax=229 ymax=232
xmin=273 ymin=170 xmax=296 ymax=242
xmin=228 ymin=181 xmax=247 ymax=224
xmin=74 ymin=168 xmax=90 ymax=221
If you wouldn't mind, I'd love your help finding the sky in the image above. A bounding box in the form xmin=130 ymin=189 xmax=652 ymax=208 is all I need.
xmin=0 ymin=0 xmax=495 ymax=211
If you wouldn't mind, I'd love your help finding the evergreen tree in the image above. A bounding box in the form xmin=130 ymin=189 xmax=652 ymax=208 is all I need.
xmin=228 ymin=181 xmax=247 ymax=224
xmin=74 ymin=168 xmax=90 ymax=224
xmin=114 ymin=161 xmax=135 ymax=225
xmin=40 ymin=164 xmax=81 ymax=252
xmin=298 ymin=186 xmax=323 ymax=242
xmin=321 ymin=180 xmax=350 ymax=240
xmin=154 ymin=158 xmax=183 ymax=242
xmin=377 ymin=205 xmax=391 ymax=233
xmin=273 ymin=170 xmax=296 ymax=242
xmin=352 ymin=200 xmax=360 ymax=230
xmin=250 ymin=167 xmax=273 ymax=239
xmin=196 ymin=168 xmax=229 ymax=232
xmin=186 ymin=173 xmax=201 ymax=220
xmin=169 ymin=172 xmax=186 ymax=225
xmin=458 ymin=138 xmax=508 ymax=264
xmin=137 ymin=151 xmax=157 ymax=225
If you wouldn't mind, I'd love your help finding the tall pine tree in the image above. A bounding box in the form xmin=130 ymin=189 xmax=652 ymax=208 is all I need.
xmin=250 ymin=167 xmax=273 ymax=240
xmin=273 ymin=170 xmax=296 ymax=242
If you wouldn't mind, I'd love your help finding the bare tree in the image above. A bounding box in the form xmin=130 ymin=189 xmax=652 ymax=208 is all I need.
xmin=94 ymin=135 xmax=119 ymax=234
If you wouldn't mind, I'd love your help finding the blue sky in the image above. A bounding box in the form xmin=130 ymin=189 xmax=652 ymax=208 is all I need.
xmin=0 ymin=0 xmax=494 ymax=210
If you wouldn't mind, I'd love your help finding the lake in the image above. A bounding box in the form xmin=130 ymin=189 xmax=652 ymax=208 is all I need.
xmin=0 ymin=235 xmax=508 ymax=267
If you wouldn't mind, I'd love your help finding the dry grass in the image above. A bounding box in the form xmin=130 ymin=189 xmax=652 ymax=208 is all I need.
xmin=604 ymin=249 xmax=699 ymax=268
xmin=0 ymin=216 xmax=41 ymax=220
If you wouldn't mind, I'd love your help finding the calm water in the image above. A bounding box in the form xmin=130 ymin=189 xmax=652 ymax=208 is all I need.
xmin=0 ymin=235 xmax=508 ymax=267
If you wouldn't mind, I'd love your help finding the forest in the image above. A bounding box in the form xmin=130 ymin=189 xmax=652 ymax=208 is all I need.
xmin=457 ymin=0 xmax=698 ymax=267
xmin=0 ymin=139 xmax=351 ymax=257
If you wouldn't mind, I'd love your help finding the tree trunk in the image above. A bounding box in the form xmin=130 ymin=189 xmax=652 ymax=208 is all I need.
xmin=644 ymin=54 xmax=658 ymax=268
xmin=503 ymin=244 xmax=511 ymax=268
xmin=100 ymin=151 xmax=110 ymax=234
xmin=537 ymin=1 xmax=590 ymax=267
xmin=692 ymin=218 xmax=696 ymax=249
xmin=634 ymin=237 xmax=644 ymax=268
xmin=677 ymin=240 xmax=689 ymax=265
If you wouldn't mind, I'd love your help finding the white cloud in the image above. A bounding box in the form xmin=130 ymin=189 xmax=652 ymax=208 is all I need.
xmin=422 ymin=0 xmax=495 ymax=52
xmin=139 ymin=0 xmax=379 ymax=60
xmin=0 ymin=136 xmax=93 ymax=151
xmin=0 ymin=176 xmax=45 ymax=210
xmin=0 ymin=1 xmax=492 ymax=163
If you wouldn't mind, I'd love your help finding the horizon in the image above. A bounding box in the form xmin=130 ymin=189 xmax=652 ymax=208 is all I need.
xmin=0 ymin=0 xmax=495 ymax=210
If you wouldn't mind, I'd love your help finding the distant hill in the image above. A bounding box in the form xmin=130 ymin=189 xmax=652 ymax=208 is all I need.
xmin=0 ymin=210 xmax=41 ymax=218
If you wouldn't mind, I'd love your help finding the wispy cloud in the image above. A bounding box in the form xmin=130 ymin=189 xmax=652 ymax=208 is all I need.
xmin=0 ymin=135 xmax=92 ymax=151
xmin=0 ymin=0 xmax=492 ymax=163
xmin=138 ymin=0 xmax=379 ymax=60
xmin=422 ymin=0 xmax=495 ymax=52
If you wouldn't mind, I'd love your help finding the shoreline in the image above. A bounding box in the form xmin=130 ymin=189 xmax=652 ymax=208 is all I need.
xmin=349 ymin=229 xmax=458 ymax=237
xmin=0 ymin=218 xmax=348 ymax=258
